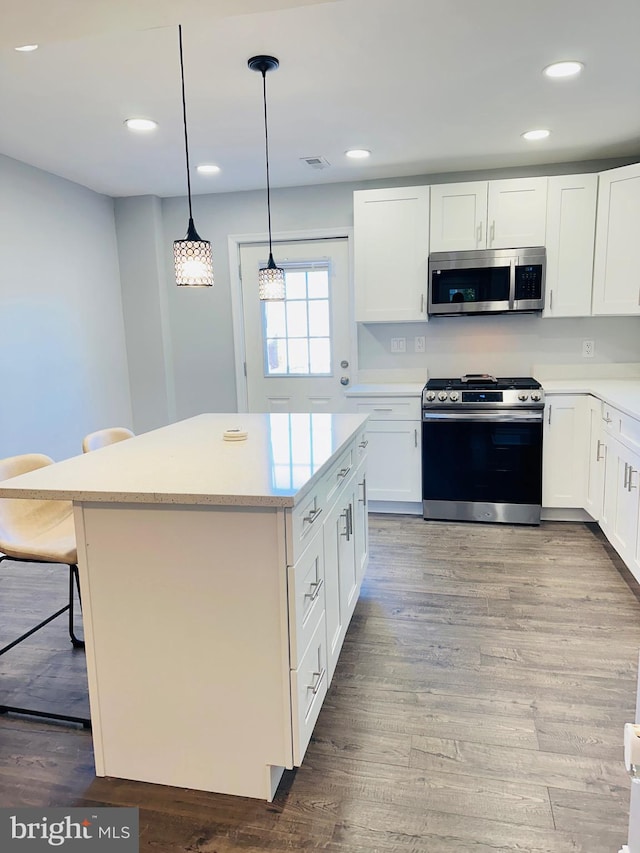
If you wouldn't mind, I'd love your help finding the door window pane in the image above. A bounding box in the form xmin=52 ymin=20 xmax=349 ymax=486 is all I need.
xmin=262 ymin=263 xmax=332 ymax=376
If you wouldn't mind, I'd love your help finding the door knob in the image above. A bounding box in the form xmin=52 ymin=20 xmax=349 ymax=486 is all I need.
xmin=340 ymin=376 xmax=350 ymax=386
xmin=340 ymin=360 xmax=349 ymax=368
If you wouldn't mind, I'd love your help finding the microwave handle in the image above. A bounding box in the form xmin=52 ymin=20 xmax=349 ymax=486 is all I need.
xmin=508 ymin=258 xmax=516 ymax=309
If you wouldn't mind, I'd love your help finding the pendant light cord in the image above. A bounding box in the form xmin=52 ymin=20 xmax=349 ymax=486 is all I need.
xmin=178 ymin=25 xmax=193 ymax=222
xmin=261 ymin=69 xmax=274 ymax=257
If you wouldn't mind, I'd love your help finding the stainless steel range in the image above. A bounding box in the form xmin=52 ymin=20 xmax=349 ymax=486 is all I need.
xmin=421 ymin=374 xmax=544 ymax=525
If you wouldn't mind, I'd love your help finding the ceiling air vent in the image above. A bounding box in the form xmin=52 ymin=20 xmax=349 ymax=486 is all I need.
xmin=301 ymin=156 xmax=330 ymax=170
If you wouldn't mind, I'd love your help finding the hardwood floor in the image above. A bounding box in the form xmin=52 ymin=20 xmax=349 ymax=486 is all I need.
xmin=1 ymin=516 xmax=639 ymax=852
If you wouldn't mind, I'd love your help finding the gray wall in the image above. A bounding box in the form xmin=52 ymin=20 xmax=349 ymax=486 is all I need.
xmin=114 ymin=156 xmax=640 ymax=423
xmin=0 ymin=155 xmax=132 ymax=460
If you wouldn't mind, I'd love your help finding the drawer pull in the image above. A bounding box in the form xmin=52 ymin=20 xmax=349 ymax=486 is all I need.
xmin=624 ymin=462 xmax=630 ymax=490
xmin=603 ymin=415 xmax=613 ymax=424
xmin=340 ymin=508 xmax=350 ymax=540
xmin=596 ymin=439 xmax=605 ymax=462
xmin=308 ymin=667 xmax=326 ymax=695
xmin=338 ymin=466 xmax=351 ymax=479
xmin=304 ymin=578 xmax=324 ymax=601
xmin=358 ymin=478 xmax=367 ymax=507
xmin=303 ymin=507 xmax=323 ymax=525
xmin=347 ymin=503 xmax=353 ymax=536
xmin=629 ymin=468 xmax=638 ymax=492
xmin=359 ymin=439 xmax=369 ymax=448
xmin=373 ymin=408 xmax=393 ymax=412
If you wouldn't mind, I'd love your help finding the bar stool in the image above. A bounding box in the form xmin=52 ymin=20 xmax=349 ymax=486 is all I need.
xmin=82 ymin=427 xmax=135 ymax=453
xmin=0 ymin=453 xmax=89 ymax=727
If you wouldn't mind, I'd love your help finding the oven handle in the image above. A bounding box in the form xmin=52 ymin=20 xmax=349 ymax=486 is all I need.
xmin=422 ymin=410 xmax=543 ymax=423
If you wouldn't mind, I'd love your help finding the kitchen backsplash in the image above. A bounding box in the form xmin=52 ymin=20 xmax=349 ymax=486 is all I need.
xmin=357 ymin=314 xmax=640 ymax=380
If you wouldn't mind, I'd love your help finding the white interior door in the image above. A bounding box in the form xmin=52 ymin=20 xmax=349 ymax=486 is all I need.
xmin=240 ymin=238 xmax=352 ymax=413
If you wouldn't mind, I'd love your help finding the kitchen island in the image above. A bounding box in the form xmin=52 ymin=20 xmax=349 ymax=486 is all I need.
xmin=0 ymin=413 xmax=369 ymax=800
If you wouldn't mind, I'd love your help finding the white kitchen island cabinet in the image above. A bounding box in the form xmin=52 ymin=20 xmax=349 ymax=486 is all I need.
xmin=0 ymin=413 xmax=369 ymax=801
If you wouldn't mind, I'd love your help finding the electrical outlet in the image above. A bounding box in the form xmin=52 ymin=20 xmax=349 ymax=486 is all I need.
xmin=414 ymin=336 xmax=426 ymax=353
xmin=390 ymin=337 xmax=406 ymax=353
xmin=582 ymin=339 xmax=595 ymax=358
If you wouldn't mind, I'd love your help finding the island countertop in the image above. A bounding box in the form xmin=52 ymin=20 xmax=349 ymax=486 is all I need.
xmin=0 ymin=413 xmax=369 ymax=508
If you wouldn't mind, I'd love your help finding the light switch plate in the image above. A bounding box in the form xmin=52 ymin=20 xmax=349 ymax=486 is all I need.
xmin=391 ymin=337 xmax=406 ymax=353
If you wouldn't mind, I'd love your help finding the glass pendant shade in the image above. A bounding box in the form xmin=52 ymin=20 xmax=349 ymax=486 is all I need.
xmin=258 ymin=253 xmax=286 ymax=300
xmin=174 ymin=217 xmax=214 ymax=287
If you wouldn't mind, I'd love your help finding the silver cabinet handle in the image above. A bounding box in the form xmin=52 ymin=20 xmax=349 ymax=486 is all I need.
xmin=547 ymin=405 xmax=552 ymax=426
xmin=420 ymin=294 xmax=425 ymax=314
xmin=303 ymin=507 xmax=322 ymax=524
xmin=414 ymin=428 xmax=418 ymax=448
xmin=373 ymin=408 xmax=393 ymax=412
xmin=549 ymin=290 xmax=553 ymax=311
xmin=348 ymin=503 xmax=353 ymax=536
xmin=490 ymin=220 xmax=496 ymax=245
xmin=477 ymin=222 xmax=483 ymax=245
xmin=359 ymin=439 xmax=368 ymax=448
xmin=629 ymin=467 xmax=637 ymax=492
xmin=358 ymin=478 xmax=367 ymax=507
xmin=596 ymin=439 xmax=605 ymax=462
xmin=603 ymin=414 xmax=613 ymax=424
xmin=338 ymin=466 xmax=352 ymax=479
xmin=624 ymin=462 xmax=630 ymax=489
xmin=304 ymin=578 xmax=324 ymax=601
xmin=340 ymin=508 xmax=350 ymax=540
xmin=308 ymin=667 xmax=326 ymax=695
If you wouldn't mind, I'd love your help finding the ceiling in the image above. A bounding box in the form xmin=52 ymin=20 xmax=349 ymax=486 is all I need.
xmin=2 ymin=0 xmax=640 ymax=198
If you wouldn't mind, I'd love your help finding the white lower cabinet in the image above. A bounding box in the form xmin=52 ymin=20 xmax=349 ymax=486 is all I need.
xmin=601 ymin=433 xmax=640 ymax=579
xmin=584 ymin=396 xmax=606 ymax=521
xmin=348 ymin=395 xmax=422 ymax=508
xmin=287 ymin=433 xmax=368 ymax=764
xmin=542 ymin=394 xmax=588 ymax=508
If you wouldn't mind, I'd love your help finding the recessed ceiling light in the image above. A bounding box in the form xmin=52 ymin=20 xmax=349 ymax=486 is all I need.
xmin=197 ymin=164 xmax=221 ymax=175
xmin=543 ymin=60 xmax=584 ymax=79
xmin=124 ymin=118 xmax=158 ymax=132
xmin=15 ymin=44 xmax=38 ymax=52
xmin=345 ymin=148 xmax=371 ymax=159
xmin=522 ymin=129 xmax=550 ymax=141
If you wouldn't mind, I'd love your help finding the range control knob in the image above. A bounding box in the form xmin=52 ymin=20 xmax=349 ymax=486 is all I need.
xmin=437 ymin=391 xmax=448 ymax=402
xmin=518 ymin=392 xmax=529 ymax=402
xmin=449 ymin=391 xmax=459 ymax=402
xmin=425 ymin=390 xmax=436 ymax=402
xmin=531 ymin=390 xmax=542 ymax=402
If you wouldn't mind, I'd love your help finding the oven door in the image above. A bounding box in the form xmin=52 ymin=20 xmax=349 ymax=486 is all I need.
xmin=422 ymin=410 xmax=543 ymax=524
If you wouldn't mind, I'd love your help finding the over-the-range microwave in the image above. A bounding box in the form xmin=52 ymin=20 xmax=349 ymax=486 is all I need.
xmin=427 ymin=247 xmax=546 ymax=316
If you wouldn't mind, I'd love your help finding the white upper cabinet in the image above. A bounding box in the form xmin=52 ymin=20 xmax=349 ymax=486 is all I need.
xmin=354 ymin=186 xmax=430 ymax=322
xmin=543 ymin=174 xmax=598 ymax=317
xmin=429 ymin=177 xmax=548 ymax=252
xmin=429 ymin=182 xmax=488 ymax=251
xmin=592 ymin=162 xmax=640 ymax=315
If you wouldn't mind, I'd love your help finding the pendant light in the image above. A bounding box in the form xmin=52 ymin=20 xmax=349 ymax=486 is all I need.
xmin=173 ymin=25 xmax=213 ymax=287
xmin=248 ymin=55 xmax=285 ymax=301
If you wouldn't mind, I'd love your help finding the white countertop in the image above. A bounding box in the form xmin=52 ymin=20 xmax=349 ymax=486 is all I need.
xmin=542 ymin=379 xmax=640 ymax=420
xmin=345 ymin=383 xmax=424 ymax=397
xmin=0 ymin=413 xmax=369 ymax=508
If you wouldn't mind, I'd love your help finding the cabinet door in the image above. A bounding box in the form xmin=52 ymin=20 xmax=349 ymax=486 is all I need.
xmin=339 ymin=483 xmax=359 ymax=624
xmin=543 ymin=174 xmax=597 ymax=317
xmin=366 ymin=420 xmax=421 ymax=502
xmin=542 ymin=395 xmax=588 ymax=507
xmin=322 ymin=493 xmax=355 ymax=684
xmin=353 ymin=462 xmax=369 ymax=585
xmin=584 ymin=396 xmax=606 ymax=521
xmin=354 ymin=186 xmax=429 ymax=322
xmin=487 ymin=178 xmax=548 ymax=249
xmin=592 ymin=163 xmax=640 ymax=315
xmin=606 ymin=438 xmax=640 ymax=567
xmin=429 ymin=181 xmax=488 ymax=251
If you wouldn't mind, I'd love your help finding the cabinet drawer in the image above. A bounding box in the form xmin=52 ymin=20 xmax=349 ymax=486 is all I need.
xmin=602 ymin=404 xmax=622 ymax=437
xmin=323 ymin=444 xmax=355 ymax=507
xmin=290 ymin=482 xmax=327 ymax=560
xmin=352 ymin=396 xmax=421 ymax=421
xmin=291 ymin=613 xmax=327 ymax=765
xmin=288 ymin=528 xmax=325 ymax=668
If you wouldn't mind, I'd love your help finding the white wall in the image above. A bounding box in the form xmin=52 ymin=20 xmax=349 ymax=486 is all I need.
xmin=114 ymin=157 xmax=640 ymax=422
xmin=0 ymin=155 xmax=132 ymax=460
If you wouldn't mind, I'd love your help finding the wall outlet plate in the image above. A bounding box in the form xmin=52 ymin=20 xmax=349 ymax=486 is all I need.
xmin=414 ymin=336 xmax=426 ymax=353
xmin=582 ymin=339 xmax=595 ymax=358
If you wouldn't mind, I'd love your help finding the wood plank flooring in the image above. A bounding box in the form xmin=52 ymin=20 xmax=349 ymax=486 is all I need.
xmin=1 ymin=517 xmax=639 ymax=852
